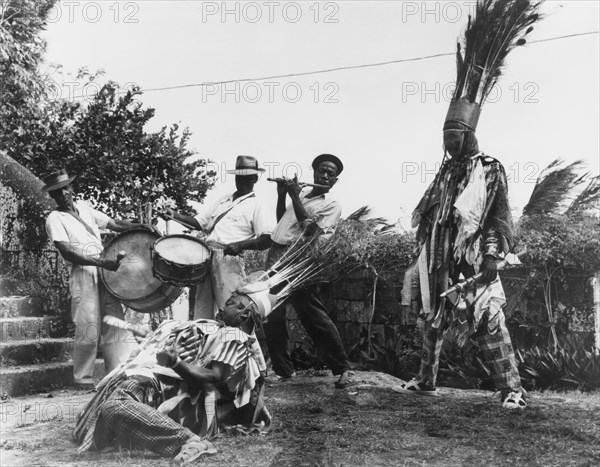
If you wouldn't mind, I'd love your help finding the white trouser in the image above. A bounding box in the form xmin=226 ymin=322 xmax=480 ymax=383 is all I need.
xmin=70 ymin=266 xmax=136 ymax=383
xmin=193 ymin=250 xmax=245 ymax=320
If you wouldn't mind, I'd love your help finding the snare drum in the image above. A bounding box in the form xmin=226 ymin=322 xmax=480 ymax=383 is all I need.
xmin=151 ymin=235 xmax=212 ymax=287
xmin=101 ymin=229 xmax=183 ymax=313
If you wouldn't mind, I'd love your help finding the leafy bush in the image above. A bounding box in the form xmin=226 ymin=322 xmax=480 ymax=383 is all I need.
xmin=517 ymin=334 xmax=600 ymax=392
xmin=436 ymin=334 xmax=600 ymax=392
xmin=517 ymin=215 xmax=600 ymax=273
xmin=437 ymin=339 xmax=495 ymax=390
xmin=330 ymin=210 xmax=415 ymax=276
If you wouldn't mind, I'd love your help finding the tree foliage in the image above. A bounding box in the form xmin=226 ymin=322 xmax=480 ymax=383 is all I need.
xmin=1 ymin=0 xmax=216 ymax=254
xmin=18 ymin=82 xmax=215 ymax=221
xmin=515 ymin=213 xmax=600 ymax=352
xmin=517 ymin=215 xmax=600 ymax=273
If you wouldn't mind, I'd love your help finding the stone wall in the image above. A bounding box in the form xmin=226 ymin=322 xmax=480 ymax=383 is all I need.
xmin=258 ymin=269 xmax=418 ymax=365
xmin=265 ymin=267 xmax=598 ymax=366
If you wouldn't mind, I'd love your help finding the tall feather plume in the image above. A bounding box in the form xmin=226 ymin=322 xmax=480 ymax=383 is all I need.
xmin=452 ymin=0 xmax=542 ymax=106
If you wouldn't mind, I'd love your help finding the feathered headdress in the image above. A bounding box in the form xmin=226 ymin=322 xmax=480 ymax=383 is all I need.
xmin=445 ymin=0 xmax=542 ymax=130
xmin=235 ymin=232 xmax=354 ymax=320
xmin=235 ymin=207 xmax=393 ymax=320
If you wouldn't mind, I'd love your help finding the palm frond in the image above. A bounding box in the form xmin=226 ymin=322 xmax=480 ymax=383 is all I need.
xmin=522 ymin=159 xmax=587 ymax=216
xmin=566 ymin=176 xmax=600 ymax=217
xmin=346 ymin=205 xmax=372 ymax=221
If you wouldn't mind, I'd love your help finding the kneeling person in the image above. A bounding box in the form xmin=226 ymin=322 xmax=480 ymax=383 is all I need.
xmin=73 ymin=285 xmax=273 ymax=463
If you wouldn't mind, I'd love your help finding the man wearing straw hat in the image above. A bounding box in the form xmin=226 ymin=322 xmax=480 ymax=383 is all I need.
xmin=263 ymin=154 xmax=351 ymax=388
xmin=164 ymin=155 xmax=275 ymax=320
xmin=43 ymin=169 xmax=151 ymax=388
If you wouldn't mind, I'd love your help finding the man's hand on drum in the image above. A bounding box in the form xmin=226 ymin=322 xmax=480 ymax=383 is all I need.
xmin=160 ymin=208 xmax=175 ymax=219
xmin=224 ymin=241 xmax=244 ymax=256
xmin=100 ymin=257 xmax=122 ymax=271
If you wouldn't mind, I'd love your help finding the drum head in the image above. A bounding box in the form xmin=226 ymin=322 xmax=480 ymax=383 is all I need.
xmin=153 ymin=235 xmax=211 ymax=265
xmin=102 ymin=229 xmax=163 ymax=301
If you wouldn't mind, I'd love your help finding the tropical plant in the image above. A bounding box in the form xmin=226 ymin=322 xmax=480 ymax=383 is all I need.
xmin=517 ymin=159 xmax=600 ymax=351
xmin=517 ymin=334 xmax=600 ymax=392
xmin=521 ymin=159 xmax=589 ymax=217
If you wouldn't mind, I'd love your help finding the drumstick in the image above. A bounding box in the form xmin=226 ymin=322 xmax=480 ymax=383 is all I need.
xmin=267 ymin=178 xmax=329 ymax=189
xmin=102 ymin=315 xmax=133 ymax=332
xmin=102 ymin=315 xmax=148 ymax=338
xmin=163 ymin=213 xmax=198 ymax=231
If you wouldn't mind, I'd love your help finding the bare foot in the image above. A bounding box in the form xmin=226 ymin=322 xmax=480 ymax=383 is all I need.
xmin=334 ymin=370 xmax=349 ymax=389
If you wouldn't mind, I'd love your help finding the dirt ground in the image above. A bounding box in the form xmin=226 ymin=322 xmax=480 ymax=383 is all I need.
xmin=1 ymin=370 xmax=599 ymax=467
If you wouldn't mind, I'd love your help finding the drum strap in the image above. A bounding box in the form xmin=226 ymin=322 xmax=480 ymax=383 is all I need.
xmin=207 ymin=192 xmax=255 ymax=234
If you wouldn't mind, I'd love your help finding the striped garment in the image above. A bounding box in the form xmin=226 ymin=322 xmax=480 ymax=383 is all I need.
xmin=74 ymin=319 xmax=271 ymax=453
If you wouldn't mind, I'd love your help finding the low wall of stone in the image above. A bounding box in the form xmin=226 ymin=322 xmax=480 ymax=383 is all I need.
xmin=259 ymin=267 xmax=597 ymax=366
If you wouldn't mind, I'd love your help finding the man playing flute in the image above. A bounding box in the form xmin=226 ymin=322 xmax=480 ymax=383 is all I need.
xmin=263 ymin=154 xmax=351 ymax=388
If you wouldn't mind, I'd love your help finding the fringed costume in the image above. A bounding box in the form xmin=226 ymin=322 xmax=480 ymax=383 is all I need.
xmin=400 ymin=0 xmax=542 ymax=408
xmin=409 ymin=149 xmax=520 ymax=391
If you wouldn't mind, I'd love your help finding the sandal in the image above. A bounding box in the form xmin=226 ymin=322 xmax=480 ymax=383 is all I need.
xmin=392 ymin=378 xmax=438 ymax=396
xmin=502 ymin=390 xmax=527 ymax=410
xmin=334 ymin=370 xmax=350 ymax=389
xmin=274 ymin=372 xmax=296 ymax=382
xmin=174 ymin=437 xmax=217 ymax=464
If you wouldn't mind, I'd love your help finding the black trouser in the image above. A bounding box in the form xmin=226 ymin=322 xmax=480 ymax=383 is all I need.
xmin=263 ymin=285 xmax=350 ymax=377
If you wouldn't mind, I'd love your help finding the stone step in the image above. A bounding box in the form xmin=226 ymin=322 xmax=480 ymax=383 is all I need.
xmin=0 ymin=296 xmax=46 ymax=318
xmin=0 ymin=316 xmax=71 ymax=342
xmin=0 ymin=337 xmax=73 ymax=367
xmin=0 ymin=359 xmax=106 ymax=397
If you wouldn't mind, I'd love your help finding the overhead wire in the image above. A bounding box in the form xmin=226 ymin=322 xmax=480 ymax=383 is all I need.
xmin=69 ymin=30 xmax=599 ymax=100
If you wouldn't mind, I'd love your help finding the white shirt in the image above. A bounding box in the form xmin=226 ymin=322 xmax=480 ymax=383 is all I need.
xmin=45 ymin=201 xmax=110 ymax=262
xmin=270 ymin=188 xmax=342 ymax=246
xmin=195 ymin=192 xmax=275 ymax=245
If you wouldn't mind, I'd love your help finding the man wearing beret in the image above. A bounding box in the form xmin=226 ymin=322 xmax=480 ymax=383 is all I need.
xmin=264 ymin=154 xmax=350 ymax=388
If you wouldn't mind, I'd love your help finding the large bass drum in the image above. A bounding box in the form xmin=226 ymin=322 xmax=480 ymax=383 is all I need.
xmin=101 ymin=229 xmax=182 ymax=313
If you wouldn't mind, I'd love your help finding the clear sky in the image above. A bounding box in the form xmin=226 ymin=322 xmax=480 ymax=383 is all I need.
xmin=40 ymin=1 xmax=600 ymax=225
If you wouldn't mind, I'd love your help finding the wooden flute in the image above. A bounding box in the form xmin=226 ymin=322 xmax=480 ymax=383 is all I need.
xmin=267 ymin=178 xmax=329 ymax=189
